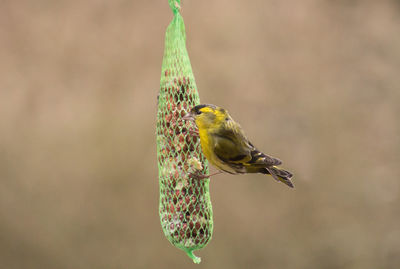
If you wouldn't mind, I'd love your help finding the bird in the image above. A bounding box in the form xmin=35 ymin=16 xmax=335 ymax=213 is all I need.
xmin=183 ymin=104 xmax=294 ymax=188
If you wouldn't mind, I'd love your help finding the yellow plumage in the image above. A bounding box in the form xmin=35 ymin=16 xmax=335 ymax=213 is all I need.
xmin=183 ymin=104 xmax=294 ymax=188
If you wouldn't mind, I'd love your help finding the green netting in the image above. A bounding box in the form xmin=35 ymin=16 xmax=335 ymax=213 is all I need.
xmin=156 ymin=0 xmax=213 ymax=264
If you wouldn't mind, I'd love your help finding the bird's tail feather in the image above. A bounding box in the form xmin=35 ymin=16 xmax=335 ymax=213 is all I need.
xmin=265 ymin=166 xmax=294 ymax=188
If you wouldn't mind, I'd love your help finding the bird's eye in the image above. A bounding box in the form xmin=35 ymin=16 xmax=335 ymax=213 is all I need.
xmin=196 ymin=110 xmax=202 ymax=115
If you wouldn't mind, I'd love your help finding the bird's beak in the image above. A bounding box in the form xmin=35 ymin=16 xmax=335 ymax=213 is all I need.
xmin=182 ymin=112 xmax=194 ymax=121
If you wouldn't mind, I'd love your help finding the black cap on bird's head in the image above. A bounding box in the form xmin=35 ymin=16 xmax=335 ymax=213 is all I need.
xmin=192 ymin=104 xmax=210 ymax=115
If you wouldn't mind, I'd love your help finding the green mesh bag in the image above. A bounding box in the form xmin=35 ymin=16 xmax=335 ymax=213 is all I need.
xmin=156 ymin=0 xmax=213 ymax=264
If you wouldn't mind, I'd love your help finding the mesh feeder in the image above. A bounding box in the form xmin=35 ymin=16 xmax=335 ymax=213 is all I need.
xmin=156 ymin=0 xmax=213 ymax=264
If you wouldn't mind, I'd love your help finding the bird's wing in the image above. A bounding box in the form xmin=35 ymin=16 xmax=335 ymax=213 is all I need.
xmin=221 ymin=119 xmax=282 ymax=167
xmin=246 ymin=149 xmax=282 ymax=167
xmin=212 ymin=119 xmax=282 ymax=169
xmin=212 ymin=120 xmax=252 ymax=164
xmin=213 ymin=133 xmax=251 ymax=164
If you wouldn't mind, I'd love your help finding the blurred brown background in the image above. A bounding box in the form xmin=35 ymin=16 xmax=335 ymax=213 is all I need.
xmin=1 ymin=0 xmax=400 ymax=268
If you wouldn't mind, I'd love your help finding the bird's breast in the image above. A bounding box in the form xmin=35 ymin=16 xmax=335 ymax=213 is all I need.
xmin=198 ymin=129 xmax=214 ymax=163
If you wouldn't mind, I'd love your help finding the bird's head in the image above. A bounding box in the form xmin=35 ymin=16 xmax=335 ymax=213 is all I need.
xmin=183 ymin=104 xmax=229 ymax=129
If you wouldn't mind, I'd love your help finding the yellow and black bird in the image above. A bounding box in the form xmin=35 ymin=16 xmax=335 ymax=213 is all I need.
xmin=183 ymin=104 xmax=294 ymax=188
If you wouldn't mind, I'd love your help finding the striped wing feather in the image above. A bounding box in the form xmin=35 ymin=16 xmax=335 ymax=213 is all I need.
xmin=212 ymin=119 xmax=281 ymax=170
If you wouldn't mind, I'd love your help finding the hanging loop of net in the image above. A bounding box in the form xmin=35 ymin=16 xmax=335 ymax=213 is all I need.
xmin=168 ymin=0 xmax=181 ymax=14
xmin=156 ymin=0 xmax=213 ymax=264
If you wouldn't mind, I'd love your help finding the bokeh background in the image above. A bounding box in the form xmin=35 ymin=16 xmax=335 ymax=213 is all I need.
xmin=1 ymin=0 xmax=400 ymax=268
